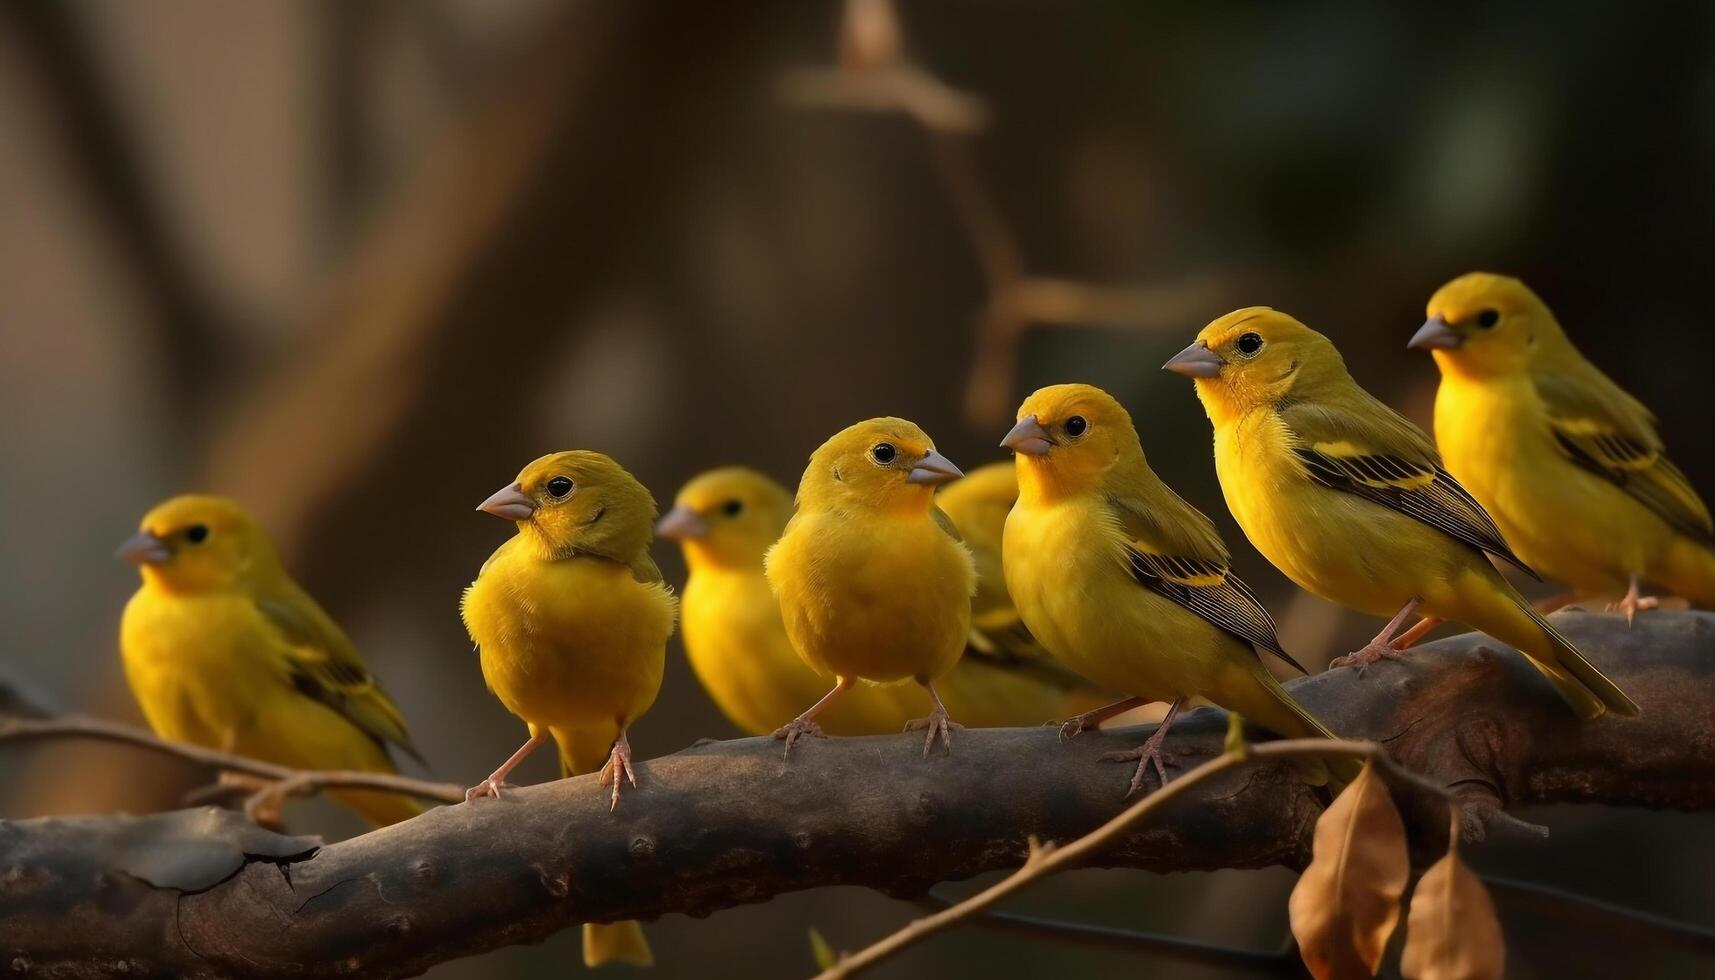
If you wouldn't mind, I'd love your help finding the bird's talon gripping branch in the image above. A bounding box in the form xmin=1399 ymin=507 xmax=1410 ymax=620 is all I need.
xmin=903 ymin=708 xmax=963 ymax=758
xmin=1607 ymin=576 xmax=1659 ymax=626
xmin=1102 ymin=744 xmax=1175 ymax=798
xmin=1330 ymin=642 xmax=1408 ymax=674
xmin=772 ymin=718 xmax=828 ymax=758
xmin=598 ymin=732 xmax=639 ymax=811
xmin=464 ymin=778 xmax=505 ymax=803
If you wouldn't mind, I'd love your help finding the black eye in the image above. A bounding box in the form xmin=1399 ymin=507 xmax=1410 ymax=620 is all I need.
xmin=871 ymin=443 xmax=897 ymax=464
xmin=721 ymin=499 xmax=744 ymax=517
xmin=1064 ymin=416 xmax=1087 ymax=437
xmin=185 ymin=524 xmax=209 ymax=544
xmin=1477 ymin=309 xmax=1500 ymax=329
xmin=1236 ymin=332 xmax=1264 ymax=356
xmin=546 ymin=476 xmax=574 ymax=498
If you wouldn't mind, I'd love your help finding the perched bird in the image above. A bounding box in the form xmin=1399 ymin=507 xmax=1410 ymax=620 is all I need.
xmin=118 ymin=495 xmax=420 ymax=827
xmin=461 ymin=451 xmax=673 ymax=968
xmin=1000 ymin=384 xmax=1341 ymax=796
xmin=765 ymin=418 xmax=975 ymax=756
xmin=1166 ymin=308 xmax=1639 ymax=720
xmin=660 ymin=466 xmax=1102 ymax=737
xmin=1412 ymin=272 xmax=1715 ymax=620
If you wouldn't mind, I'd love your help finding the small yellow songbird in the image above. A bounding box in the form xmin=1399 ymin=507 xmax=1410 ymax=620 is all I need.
xmin=764 ymin=419 xmax=975 ymax=756
xmin=659 ymin=466 xmax=1103 ymax=736
xmin=1411 ymin=272 xmax=1715 ymax=620
xmin=460 ymin=451 xmax=672 ymax=968
xmin=1000 ymin=384 xmax=1341 ymax=795
xmin=118 ymin=495 xmax=421 ymax=827
xmin=1166 ymin=308 xmax=1639 ymax=720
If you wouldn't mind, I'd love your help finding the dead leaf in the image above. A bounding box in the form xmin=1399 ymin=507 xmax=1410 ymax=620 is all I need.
xmin=106 ymin=807 xmax=321 ymax=891
xmin=1401 ymin=806 xmax=1505 ymax=980
xmin=1289 ymin=758 xmax=1410 ymax=979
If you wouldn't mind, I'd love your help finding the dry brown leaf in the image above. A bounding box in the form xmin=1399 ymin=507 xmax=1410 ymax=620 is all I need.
xmin=1401 ymin=807 xmax=1505 ymax=980
xmin=1289 ymin=758 xmax=1410 ymax=979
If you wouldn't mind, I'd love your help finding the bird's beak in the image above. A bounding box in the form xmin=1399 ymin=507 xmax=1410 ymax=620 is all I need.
xmin=907 ymin=449 xmax=964 ymax=486
xmin=1000 ymin=415 xmax=1054 ymax=457
xmin=116 ymin=531 xmax=171 ymax=565
xmin=477 ymin=483 xmax=538 ymax=521
xmin=655 ymin=505 xmax=709 ymax=541
xmin=1162 ymin=341 xmax=1225 ymax=378
xmin=1408 ymin=315 xmax=1463 ymax=351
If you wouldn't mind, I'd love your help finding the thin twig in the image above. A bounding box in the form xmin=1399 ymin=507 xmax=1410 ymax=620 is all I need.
xmin=0 ymin=714 xmax=464 ymax=807
xmin=817 ymin=739 xmax=1413 ymax=979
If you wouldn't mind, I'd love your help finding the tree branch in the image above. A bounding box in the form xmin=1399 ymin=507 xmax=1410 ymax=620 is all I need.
xmin=2 ymin=611 xmax=1711 ymax=978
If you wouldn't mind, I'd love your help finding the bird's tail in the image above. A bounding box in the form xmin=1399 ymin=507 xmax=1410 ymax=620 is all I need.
xmin=1234 ymin=668 xmax=1362 ymax=787
xmin=556 ymin=728 xmax=654 ymax=969
xmin=1659 ymin=538 xmax=1715 ymax=609
xmin=1520 ymin=606 xmax=1641 ymax=720
xmin=332 ymin=787 xmax=423 ymax=828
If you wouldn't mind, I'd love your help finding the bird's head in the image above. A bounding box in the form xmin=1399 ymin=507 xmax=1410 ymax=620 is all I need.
xmin=118 ymin=495 xmax=277 ymax=594
xmin=478 ymin=450 xmax=657 ymax=562
xmin=656 ymin=466 xmax=793 ymax=571
xmin=1002 ymin=384 xmax=1142 ymax=501
xmin=1412 ymin=272 xmax=1559 ymax=378
xmin=797 ymin=417 xmax=963 ymax=515
xmin=1166 ymin=307 xmax=1344 ymax=424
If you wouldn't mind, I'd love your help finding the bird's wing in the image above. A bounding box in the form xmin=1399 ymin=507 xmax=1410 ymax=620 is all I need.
xmin=256 ymin=589 xmax=422 ymax=762
xmin=1535 ymin=371 xmax=1714 ymax=542
xmin=930 ymin=503 xmax=964 ymax=541
xmin=627 ymin=551 xmax=666 ymax=585
xmin=1281 ymin=398 xmax=1535 ymax=576
xmin=1105 ymin=488 xmax=1304 ymax=673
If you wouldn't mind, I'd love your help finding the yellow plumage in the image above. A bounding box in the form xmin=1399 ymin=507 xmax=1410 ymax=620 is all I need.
xmin=460 ymin=451 xmax=672 ymax=967
xmin=1000 ymin=385 xmax=1344 ymax=795
xmin=661 ymin=466 xmax=1104 ymax=737
xmin=764 ymin=419 xmax=976 ymax=755
xmin=117 ymin=495 xmax=420 ymax=827
xmin=1170 ymin=308 xmax=1639 ymax=720
xmin=1414 ymin=272 xmax=1715 ymax=617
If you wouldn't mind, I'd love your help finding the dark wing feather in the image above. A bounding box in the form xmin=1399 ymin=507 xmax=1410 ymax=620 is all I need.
xmin=1126 ymin=548 xmax=1305 ymax=674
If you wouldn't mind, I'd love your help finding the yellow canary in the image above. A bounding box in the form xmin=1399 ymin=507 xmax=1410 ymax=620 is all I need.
xmin=460 ymin=451 xmax=672 ymax=968
xmin=118 ymin=495 xmax=420 ymax=827
xmin=764 ymin=419 xmax=975 ymax=756
xmin=659 ymin=466 xmax=1104 ymax=737
xmin=1413 ymin=272 xmax=1715 ymax=620
xmin=1166 ymin=308 xmax=1639 ymax=720
xmin=1000 ymin=384 xmax=1341 ymax=795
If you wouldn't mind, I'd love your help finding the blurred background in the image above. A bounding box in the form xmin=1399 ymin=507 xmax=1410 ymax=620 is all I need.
xmin=3 ymin=1 xmax=1714 ymax=976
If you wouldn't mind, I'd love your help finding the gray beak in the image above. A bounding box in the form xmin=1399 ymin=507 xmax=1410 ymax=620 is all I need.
xmin=1408 ymin=316 xmax=1463 ymax=350
xmin=477 ymin=483 xmax=538 ymax=521
xmin=116 ymin=531 xmax=171 ymax=565
xmin=655 ymin=505 xmax=710 ymax=541
xmin=1162 ymin=341 xmax=1226 ymax=378
xmin=906 ymin=449 xmax=964 ymax=486
xmin=1000 ymin=415 xmax=1054 ymax=457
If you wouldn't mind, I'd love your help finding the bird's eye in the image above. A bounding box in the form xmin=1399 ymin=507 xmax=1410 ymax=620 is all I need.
xmin=1477 ymin=309 xmax=1500 ymax=329
xmin=871 ymin=443 xmax=897 ymax=464
xmin=1064 ymin=415 xmax=1088 ymax=437
xmin=546 ymin=476 xmax=574 ymax=498
xmin=1236 ymin=332 xmax=1264 ymax=356
xmin=721 ymin=499 xmax=744 ymax=517
xmin=185 ymin=524 xmax=209 ymax=544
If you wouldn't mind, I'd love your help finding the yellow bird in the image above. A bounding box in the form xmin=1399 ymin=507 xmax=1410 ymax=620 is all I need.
xmin=1000 ymin=384 xmax=1340 ymax=796
xmin=659 ymin=466 xmax=1104 ymax=737
xmin=460 ymin=451 xmax=672 ymax=968
xmin=1412 ymin=272 xmax=1715 ymax=620
xmin=118 ymin=495 xmax=420 ymax=827
xmin=764 ymin=419 xmax=975 ymax=756
xmin=1166 ymin=308 xmax=1639 ymax=720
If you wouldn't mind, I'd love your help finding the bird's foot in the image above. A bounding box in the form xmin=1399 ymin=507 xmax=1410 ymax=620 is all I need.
xmin=772 ymin=718 xmax=827 ymax=758
xmin=598 ymin=736 xmax=638 ymax=812
xmin=1329 ymin=641 xmax=1406 ymax=675
xmin=1607 ymin=592 xmax=1659 ymax=626
xmin=464 ymin=777 xmax=507 ymax=803
xmin=904 ymin=706 xmax=964 ymax=758
xmin=1102 ymin=739 xmax=1175 ymax=798
xmin=1054 ymin=710 xmax=1105 ymax=742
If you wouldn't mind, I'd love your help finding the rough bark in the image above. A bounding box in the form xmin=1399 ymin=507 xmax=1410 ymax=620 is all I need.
xmin=3 ymin=611 xmax=1712 ymax=979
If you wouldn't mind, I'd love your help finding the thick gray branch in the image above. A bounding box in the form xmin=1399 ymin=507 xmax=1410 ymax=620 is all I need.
xmin=3 ymin=611 xmax=1712 ymax=979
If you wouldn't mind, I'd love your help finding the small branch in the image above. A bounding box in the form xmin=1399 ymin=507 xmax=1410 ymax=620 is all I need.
xmin=820 ymin=740 xmax=1397 ymax=978
xmin=0 ymin=714 xmax=464 ymax=808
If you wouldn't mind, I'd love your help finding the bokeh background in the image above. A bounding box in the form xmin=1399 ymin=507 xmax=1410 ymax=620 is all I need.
xmin=4 ymin=1 xmax=1714 ymax=977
